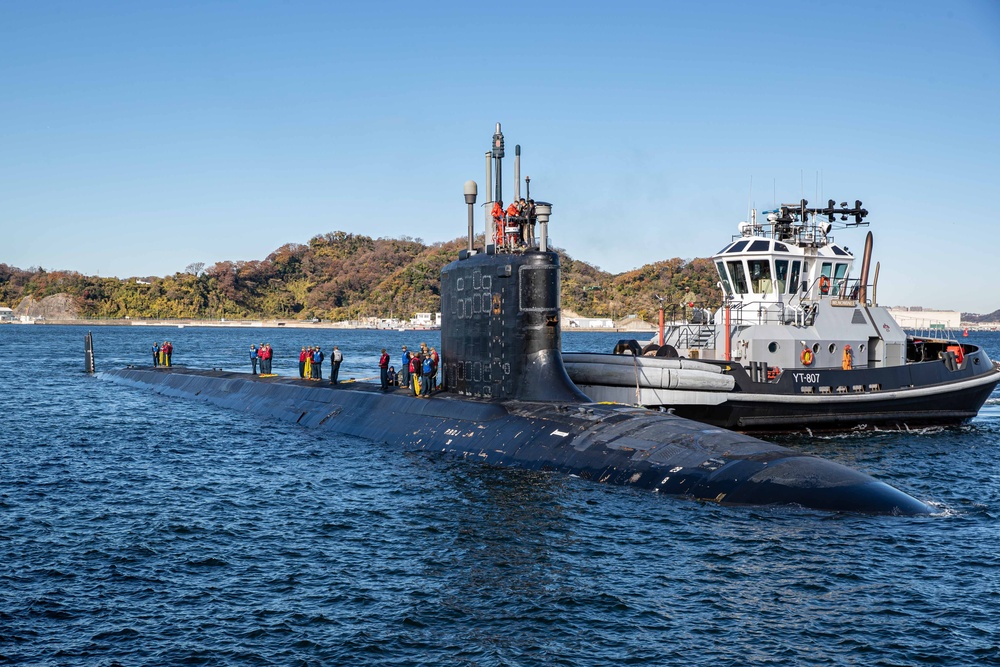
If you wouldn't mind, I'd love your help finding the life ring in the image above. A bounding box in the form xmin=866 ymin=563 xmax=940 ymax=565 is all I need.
xmin=801 ymin=348 xmax=814 ymax=366
xmin=818 ymin=276 xmax=830 ymax=295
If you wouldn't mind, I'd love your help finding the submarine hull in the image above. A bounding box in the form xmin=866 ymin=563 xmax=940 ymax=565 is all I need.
xmin=103 ymin=366 xmax=931 ymax=515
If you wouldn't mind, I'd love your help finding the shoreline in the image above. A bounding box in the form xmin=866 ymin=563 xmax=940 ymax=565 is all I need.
xmin=0 ymin=318 xmax=659 ymax=333
xmin=5 ymin=318 xmax=996 ymax=333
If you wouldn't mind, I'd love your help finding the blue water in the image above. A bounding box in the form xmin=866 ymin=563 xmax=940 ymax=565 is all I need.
xmin=2 ymin=324 xmax=999 ymax=665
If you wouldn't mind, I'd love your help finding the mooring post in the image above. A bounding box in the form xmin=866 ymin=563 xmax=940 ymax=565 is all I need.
xmin=85 ymin=331 xmax=95 ymax=373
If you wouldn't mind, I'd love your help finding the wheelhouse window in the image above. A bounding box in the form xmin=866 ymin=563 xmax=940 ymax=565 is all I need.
xmin=789 ymin=260 xmax=801 ymax=294
xmin=716 ymin=261 xmax=733 ymax=296
xmin=726 ymin=240 xmax=749 ymax=253
xmin=748 ymin=240 xmax=770 ymax=252
xmin=726 ymin=260 xmax=749 ymax=294
xmin=833 ymin=263 xmax=849 ymax=296
xmin=775 ymin=260 xmax=789 ymax=294
xmin=748 ymin=259 xmax=772 ymax=294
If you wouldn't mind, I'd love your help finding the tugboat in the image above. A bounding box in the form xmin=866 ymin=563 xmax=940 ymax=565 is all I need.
xmin=96 ymin=127 xmax=931 ymax=514
xmin=566 ymin=200 xmax=1000 ymax=432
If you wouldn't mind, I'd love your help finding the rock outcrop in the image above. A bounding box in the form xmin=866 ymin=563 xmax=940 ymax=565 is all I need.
xmin=14 ymin=293 xmax=81 ymax=320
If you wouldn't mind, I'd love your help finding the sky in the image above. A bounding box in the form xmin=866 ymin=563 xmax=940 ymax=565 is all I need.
xmin=2 ymin=0 xmax=999 ymax=312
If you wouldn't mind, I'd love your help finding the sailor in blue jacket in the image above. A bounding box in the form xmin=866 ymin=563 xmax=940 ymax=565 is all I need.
xmin=399 ymin=346 xmax=410 ymax=390
xmin=312 ymin=346 xmax=324 ymax=380
xmin=421 ymin=354 xmax=434 ymax=397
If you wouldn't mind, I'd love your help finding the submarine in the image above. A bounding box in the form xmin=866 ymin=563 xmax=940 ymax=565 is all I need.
xmin=101 ymin=124 xmax=932 ymax=515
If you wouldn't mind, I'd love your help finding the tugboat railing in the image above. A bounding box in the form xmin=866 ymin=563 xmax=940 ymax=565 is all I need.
xmin=669 ymin=323 xmax=718 ymax=349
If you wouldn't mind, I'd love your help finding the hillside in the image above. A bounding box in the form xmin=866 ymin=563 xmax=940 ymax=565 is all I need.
xmin=962 ymin=310 xmax=1000 ymax=323
xmin=0 ymin=232 xmax=721 ymax=321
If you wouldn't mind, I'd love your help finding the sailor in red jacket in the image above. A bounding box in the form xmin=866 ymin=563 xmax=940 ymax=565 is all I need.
xmin=379 ymin=348 xmax=390 ymax=392
xmin=409 ymin=353 xmax=420 ymax=395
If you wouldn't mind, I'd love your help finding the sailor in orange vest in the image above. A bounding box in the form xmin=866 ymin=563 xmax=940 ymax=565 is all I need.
xmin=491 ymin=200 xmax=505 ymax=247
xmin=505 ymin=200 xmax=522 ymax=246
xmin=842 ymin=344 xmax=853 ymax=370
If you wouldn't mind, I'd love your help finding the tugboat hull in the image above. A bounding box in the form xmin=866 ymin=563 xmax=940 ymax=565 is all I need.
xmin=668 ymin=375 xmax=999 ymax=431
xmin=568 ymin=351 xmax=1000 ymax=432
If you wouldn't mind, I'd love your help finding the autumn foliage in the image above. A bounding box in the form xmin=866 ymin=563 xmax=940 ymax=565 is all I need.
xmin=0 ymin=232 xmax=722 ymax=321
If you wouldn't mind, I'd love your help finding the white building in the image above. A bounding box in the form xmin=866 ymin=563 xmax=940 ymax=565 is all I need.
xmin=0 ymin=307 xmax=14 ymax=322
xmin=411 ymin=312 xmax=442 ymax=327
xmin=566 ymin=317 xmax=613 ymax=328
xmin=887 ymin=308 xmax=961 ymax=330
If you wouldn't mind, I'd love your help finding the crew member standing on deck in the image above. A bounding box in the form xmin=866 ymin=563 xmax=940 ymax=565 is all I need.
xmin=330 ymin=345 xmax=343 ymax=385
xmin=303 ymin=346 xmax=312 ymax=380
xmin=518 ymin=198 xmax=530 ymax=246
xmin=164 ymin=341 xmax=173 ymax=367
xmin=506 ymin=200 xmax=522 ymax=246
xmin=379 ymin=348 xmax=390 ymax=392
xmin=492 ymin=200 xmax=505 ymax=247
xmin=430 ymin=347 xmax=439 ymax=390
xmin=399 ymin=346 xmax=410 ymax=391
xmin=299 ymin=347 xmax=307 ymax=378
xmin=313 ymin=346 xmax=324 ymax=380
xmin=250 ymin=345 xmax=258 ymax=374
xmin=409 ymin=352 xmax=421 ymax=395
xmin=152 ymin=342 xmax=160 ymax=367
xmin=421 ymin=354 xmax=434 ymax=398
xmin=525 ymin=199 xmax=536 ymax=247
xmin=260 ymin=343 xmax=272 ymax=374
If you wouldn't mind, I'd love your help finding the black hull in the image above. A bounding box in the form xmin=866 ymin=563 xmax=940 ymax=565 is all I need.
xmin=692 ymin=353 xmax=1000 ymax=432
xmin=672 ymin=379 xmax=998 ymax=432
xmin=570 ymin=350 xmax=1000 ymax=433
xmin=101 ymin=367 xmax=931 ymax=515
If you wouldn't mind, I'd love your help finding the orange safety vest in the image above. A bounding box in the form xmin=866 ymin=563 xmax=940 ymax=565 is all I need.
xmin=946 ymin=344 xmax=964 ymax=365
xmin=506 ymin=203 xmax=520 ymax=218
xmin=491 ymin=202 xmax=505 ymax=244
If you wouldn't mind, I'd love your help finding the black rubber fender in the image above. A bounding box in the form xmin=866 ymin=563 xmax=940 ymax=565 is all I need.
xmin=613 ymin=339 xmax=643 ymax=356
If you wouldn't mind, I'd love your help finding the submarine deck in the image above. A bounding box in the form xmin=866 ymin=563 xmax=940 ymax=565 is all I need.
xmin=101 ymin=365 xmax=933 ymax=515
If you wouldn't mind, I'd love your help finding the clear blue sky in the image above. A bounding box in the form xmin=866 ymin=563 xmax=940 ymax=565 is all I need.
xmin=2 ymin=0 xmax=998 ymax=312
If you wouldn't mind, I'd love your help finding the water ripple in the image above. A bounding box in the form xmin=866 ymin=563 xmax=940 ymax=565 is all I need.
xmin=2 ymin=326 xmax=1000 ymax=665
